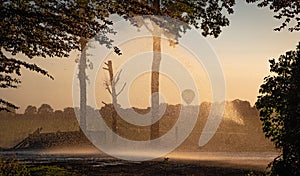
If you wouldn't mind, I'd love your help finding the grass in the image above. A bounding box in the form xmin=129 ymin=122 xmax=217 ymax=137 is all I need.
xmin=0 ymin=155 xmax=30 ymax=176
xmin=28 ymin=165 xmax=77 ymax=176
xmin=0 ymin=156 xmax=78 ymax=176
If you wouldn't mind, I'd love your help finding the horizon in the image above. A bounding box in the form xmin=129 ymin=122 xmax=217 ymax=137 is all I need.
xmin=5 ymin=98 xmax=253 ymax=114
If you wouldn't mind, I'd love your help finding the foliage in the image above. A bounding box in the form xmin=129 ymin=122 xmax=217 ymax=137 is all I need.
xmin=246 ymin=0 xmax=300 ymax=31
xmin=37 ymin=104 xmax=54 ymax=115
xmin=0 ymin=156 xmax=31 ymax=176
xmin=116 ymin=0 xmax=235 ymax=38
xmin=24 ymin=105 xmax=38 ymax=115
xmin=0 ymin=0 xmax=116 ymax=111
xmin=29 ymin=165 xmax=77 ymax=176
xmin=0 ymin=0 xmax=236 ymax=112
xmin=0 ymin=156 xmax=78 ymax=176
xmin=245 ymin=171 xmax=265 ymax=176
xmin=256 ymin=43 xmax=300 ymax=176
xmin=112 ymin=0 xmax=236 ymax=140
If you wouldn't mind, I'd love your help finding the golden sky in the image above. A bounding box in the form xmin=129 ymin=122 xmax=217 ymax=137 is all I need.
xmin=1 ymin=1 xmax=299 ymax=113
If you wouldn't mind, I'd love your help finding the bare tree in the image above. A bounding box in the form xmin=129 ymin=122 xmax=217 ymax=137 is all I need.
xmin=103 ymin=60 xmax=126 ymax=141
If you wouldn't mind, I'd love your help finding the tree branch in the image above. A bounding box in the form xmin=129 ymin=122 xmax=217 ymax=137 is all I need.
xmin=117 ymin=83 xmax=126 ymax=97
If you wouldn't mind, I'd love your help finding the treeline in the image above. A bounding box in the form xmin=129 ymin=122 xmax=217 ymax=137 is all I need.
xmin=0 ymin=104 xmax=76 ymax=119
xmin=0 ymin=103 xmax=184 ymax=121
xmin=0 ymin=100 xmax=276 ymax=152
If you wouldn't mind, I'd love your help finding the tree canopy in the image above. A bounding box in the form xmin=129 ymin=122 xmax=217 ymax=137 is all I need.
xmin=24 ymin=105 xmax=37 ymax=115
xmin=0 ymin=0 xmax=116 ymax=111
xmin=117 ymin=0 xmax=235 ymax=38
xmin=246 ymin=0 xmax=300 ymax=31
xmin=256 ymin=43 xmax=300 ymax=176
xmin=0 ymin=0 xmax=237 ymax=112
xmin=249 ymin=1 xmax=300 ymax=175
xmin=37 ymin=103 xmax=54 ymax=115
xmin=111 ymin=0 xmax=235 ymax=140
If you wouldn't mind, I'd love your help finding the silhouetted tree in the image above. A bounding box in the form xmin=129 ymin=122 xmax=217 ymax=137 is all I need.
xmin=116 ymin=0 xmax=235 ymax=139
xmin=256 ymin=43 xmax=300 ymax=176
xmin=63 ymin=107 xmax=75 ymax=118
xmin=54 ymin=110 xmax=63 ymax=118
xmin=246 ymin=0 xmax=300 ymax=31
xmin=0 ymin=0 xmax=116 ymax=111
xmin=75 ymin=0 xmax=126 ymax=132
xmin=76 ymin=0 xmax=152 ymax=132
xmin=103 ymin=60 xmax=126 ymax=140
xmin=24 ymin=105 xmax=37 ymax=116
xmin=63 ymin=107 xmax=79 ymax=129
xmin=37 ymin=104 xmax=53 ymax=116
xmin=0 ymin=107 xmax=15 ymax=118
xmin=247 ymin=1 xmax=300 ymax=175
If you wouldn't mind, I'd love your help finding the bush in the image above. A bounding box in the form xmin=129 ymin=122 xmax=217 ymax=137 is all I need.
xmin=0 ymin=156 xmax=30 ymax=176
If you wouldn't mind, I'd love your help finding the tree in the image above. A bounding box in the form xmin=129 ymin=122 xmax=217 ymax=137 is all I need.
xmin=24 ymin=105 xmax=37 ymax=115
xmin=246 ymin=1 xmax=300 ymax=175
xmin=103 ymin=60 xmax=126 ymax=141
xmin=54 ymin=110 xmax=64 ymax=118
xmin=76 ymin=0 xmax=155 ymax=132
xmin=37 ymin=104 xmax=54 ymax=115
xmin=63 ymin=107 xmax=75 ymax=117
xmin=0 ymin=0 xmax=115 ymax=111
xmin=75 ymin=0 xmax=132 ymax=132
xmin=256 ymin=43 xmax=300 ymax=176
xmin=246 ymin=0 xmax=300 ymax=31
xmin=116 ymin=0 xmax=235 ymax=139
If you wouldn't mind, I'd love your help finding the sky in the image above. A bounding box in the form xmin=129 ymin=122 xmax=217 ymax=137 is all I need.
xmin=1 ymin=1 xmax=300 ymax=113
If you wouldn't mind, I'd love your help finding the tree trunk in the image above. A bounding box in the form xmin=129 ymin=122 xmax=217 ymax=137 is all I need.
xmin=79 ymin=38 xmax=87 ymax=132
xmin=107 ymin=61 xmax=118 ymax=141
xmin=78 ymin=0 xmax=89 ymax=133
xmin=150 ymin=0 xmax=161 ymax=140
xmin=150 ymin=34 xmax=161 ymax=140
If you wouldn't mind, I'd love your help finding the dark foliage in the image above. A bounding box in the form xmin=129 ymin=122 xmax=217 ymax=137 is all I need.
xmin=246 ymin=0 xmax=300 ymax=31
xmin=115 ymin=0 xmax=235 ymax=38
xmin=256 ymin=43 xmax=300 ymax=176
xmin=0 ymin=0 xmax=116 ymax=111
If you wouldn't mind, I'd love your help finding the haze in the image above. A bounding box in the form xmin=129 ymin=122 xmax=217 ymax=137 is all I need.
xmin=1 ymin=1 xmax=299 ymax=113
